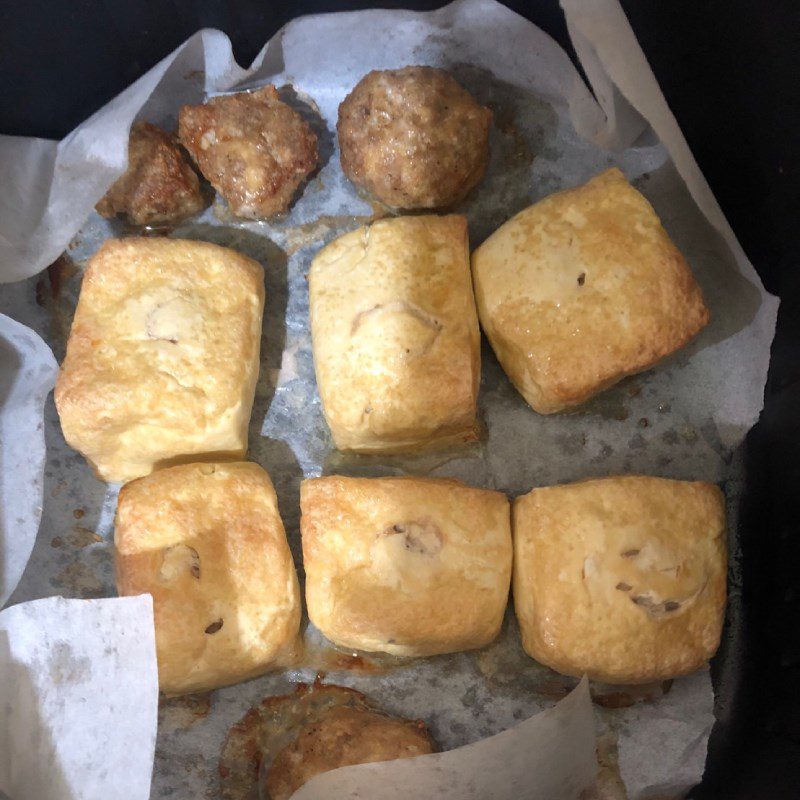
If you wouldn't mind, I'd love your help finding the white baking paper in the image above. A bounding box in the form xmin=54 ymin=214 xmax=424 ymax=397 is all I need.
xmin=0 ymin=1 xmax=779 ymax=799
xmin=291 ymin=678 xmax=596 ymax=800
xmin=0 ymin=595 xmax=158 ymax=800
xmin=613 ymin=670 xmax=714 ymax=800
xmin=0 ymin=314 xmax=57 ymax=608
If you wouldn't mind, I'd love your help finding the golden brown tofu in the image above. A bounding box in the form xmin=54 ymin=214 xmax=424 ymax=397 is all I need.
xmin=115 ymin=462 xmax=301 ymax=695
xmin=54 ymin=237 xmax=264 ymax=482
xmin=472 ymin=168 xmax=710 ymax=413
xmin=301 ymin=475 xmax=512 ymax=657
xmin=513 ymin=475 xmax=727 ymax=684
xmin=309 ymin=215 xmax=480 ymax=453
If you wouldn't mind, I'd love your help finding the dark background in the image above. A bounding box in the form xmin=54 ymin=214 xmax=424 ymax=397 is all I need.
xmin=1 ymin=1 xmax=798 ymax=797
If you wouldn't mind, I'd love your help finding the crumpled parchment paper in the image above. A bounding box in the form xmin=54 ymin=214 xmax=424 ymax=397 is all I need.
xmin=0 ymin=1 xmax=779 ymax=799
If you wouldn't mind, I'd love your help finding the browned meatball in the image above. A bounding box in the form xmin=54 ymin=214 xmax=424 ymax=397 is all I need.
xmin=95 ymin=122 xmax=203 ymax=226
xmin=338 ymin=66 xmax=492 ymax=209
xmin=264 ymin=705 xmax=435 ymax=800
xmin=178 ymin=86 xmax=318 ymax=219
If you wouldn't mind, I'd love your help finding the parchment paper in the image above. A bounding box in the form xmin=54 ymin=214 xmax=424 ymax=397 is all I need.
xmin=0 ymin=595 xmax=158 ymax=800
xmin=0 ymin=1 xmax=779 ymax=798
xmin=0 ymin=314 xmax=57 ymax=607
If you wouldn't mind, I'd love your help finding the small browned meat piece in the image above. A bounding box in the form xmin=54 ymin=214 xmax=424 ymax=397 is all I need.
xmin=264 ymin=705 xmax=435 ymax=800
xmin=337 ymin=66 xmax=492 ymax=209
xmin=96 ymin=122 xmax=203 ymax=226
xmin=178 ymin=86 xmax=318 ymax=219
